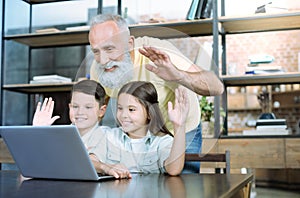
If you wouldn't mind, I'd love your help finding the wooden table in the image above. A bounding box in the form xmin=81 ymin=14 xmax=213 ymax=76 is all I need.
xmin=0 ymin=171 xmax=252 ymax=198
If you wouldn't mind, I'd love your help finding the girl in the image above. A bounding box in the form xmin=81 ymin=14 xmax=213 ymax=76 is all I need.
xmin=32 ymin=79 xmax=108 ymax=149
xmin=89 ymin=81 xmax=189 ymax=178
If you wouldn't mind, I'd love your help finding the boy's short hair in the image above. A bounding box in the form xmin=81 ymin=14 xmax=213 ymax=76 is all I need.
xmin=72 ymin=80 xmax=108 ymax=106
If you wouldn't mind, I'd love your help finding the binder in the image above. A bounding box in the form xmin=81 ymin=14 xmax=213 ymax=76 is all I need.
xmin=195 ymin=0 xmax=205 ymax=19
xmin=186 ymin=0 xmax=200 ymax=20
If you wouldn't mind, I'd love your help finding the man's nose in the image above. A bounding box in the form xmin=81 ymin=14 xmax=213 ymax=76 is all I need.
xmin=99 ymin=53 xmax=110 ymax=65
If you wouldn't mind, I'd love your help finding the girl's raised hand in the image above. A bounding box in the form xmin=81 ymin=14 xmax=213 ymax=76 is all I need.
xmin=167 ymin=87 xmax=189 ymax=128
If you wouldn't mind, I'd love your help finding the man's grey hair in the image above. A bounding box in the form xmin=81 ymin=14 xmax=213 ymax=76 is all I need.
xmin=89 ymin=14 xmax=129 ymax=33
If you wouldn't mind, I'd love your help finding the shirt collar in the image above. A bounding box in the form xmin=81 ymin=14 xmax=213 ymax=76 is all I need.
xmin=121 ymin=129 xmax=154 ymax=144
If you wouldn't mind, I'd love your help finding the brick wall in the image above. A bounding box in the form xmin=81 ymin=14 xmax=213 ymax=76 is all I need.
xmin=169 ymin=29 xmax=300 ymax=134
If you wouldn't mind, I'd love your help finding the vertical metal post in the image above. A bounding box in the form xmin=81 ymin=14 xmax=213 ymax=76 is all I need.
xmin=0 ymin=0 xmax=5 ymax=126
xmin=27 ymin=4 xmax=33 ymax=124
xmin=117 ymin=0 xmax=122 ymax=15
xmin=29 ymin=4 xmax=32 ymax=33
xmin=220 ymin=0 xmax=228 ymax=135
xmin=212 ymin=0 xmax=220 ymax=137
xmin=97 ymin=0 xmax=103 ymax=14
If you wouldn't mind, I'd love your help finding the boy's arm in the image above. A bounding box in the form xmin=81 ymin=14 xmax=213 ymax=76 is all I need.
xmin=32 ymin=97 xmax=60 ymax=126
xmin=164 ymin=87 xmax=189 ymax=175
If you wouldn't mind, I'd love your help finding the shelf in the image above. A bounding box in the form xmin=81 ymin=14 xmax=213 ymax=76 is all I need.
xmin=4 ymin=30 xmax=90 ymax=48
xmin=222 ymin=72 xmax=300 ymax=86
xmin=220 ymin=11 xmax=300 ymax=34
xmin=4 ymin=19 xmax=213 ymax=48
xmin=272 ymin=89 xmax=300 ymax=95
xmin=129 ymin=19 xmax=213 ymax=38
xmin=5 ymin=11 xmax=300 ymax=48
xmin=3 ymin=83 xmax=75 ymax=93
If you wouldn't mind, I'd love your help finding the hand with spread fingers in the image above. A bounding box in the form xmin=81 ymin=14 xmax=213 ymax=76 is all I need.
xmin=168 ymin=87 xmax=189 ymax=129
xmin=139 ymin=45 xmax=183 ymax=83
xmin=32 ymin=97 xmax=60 ymax=126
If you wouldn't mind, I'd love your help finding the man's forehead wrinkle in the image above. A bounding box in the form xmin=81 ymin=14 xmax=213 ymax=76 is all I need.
xmin=95 ymin=40 xmax=114 ymax=49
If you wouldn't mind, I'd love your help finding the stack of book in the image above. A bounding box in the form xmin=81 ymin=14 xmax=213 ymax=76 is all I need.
xmin=30 ymin=74 xmax=72 ymax=84
xmin=243 ymin=119 xmax=289 ymax=136
xmin=245 ymin=54 xmax=284 ymax=75
xmin=245 ymin=64 xmax=284 ymax=75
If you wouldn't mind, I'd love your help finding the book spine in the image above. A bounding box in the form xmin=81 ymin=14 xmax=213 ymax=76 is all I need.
xmin=186 ymin=0 xmax=200 ymax=20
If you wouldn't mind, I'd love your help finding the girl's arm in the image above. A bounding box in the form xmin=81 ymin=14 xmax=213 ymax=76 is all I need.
xmin=32 ymin=97 xmax=60 ymax=126
xmin=89 ymin=154 xmax=132 ymax=179
xmin=164 ymin=87 xmax=189 ymax=175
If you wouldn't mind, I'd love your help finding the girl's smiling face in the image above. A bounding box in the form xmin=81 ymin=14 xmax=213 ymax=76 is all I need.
xmin=69 ymin=92 xmax=105 ymax=136
xmin=117 ymin=93 xmax=148 ymax=139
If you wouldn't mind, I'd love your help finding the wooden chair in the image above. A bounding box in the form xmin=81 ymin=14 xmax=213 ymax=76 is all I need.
xmin=185 ymin=150 xmax=230 ymax=174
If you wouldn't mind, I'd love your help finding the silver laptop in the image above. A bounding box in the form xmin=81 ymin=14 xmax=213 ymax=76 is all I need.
xmin=0 ymin=125 xmax=114 ymax=181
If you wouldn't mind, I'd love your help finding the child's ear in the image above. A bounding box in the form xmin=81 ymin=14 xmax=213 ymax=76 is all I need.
xmin=147 ymin=113 xmax=151 ymax=122
xmin=98 ymin=105 xmax=107 ymax=119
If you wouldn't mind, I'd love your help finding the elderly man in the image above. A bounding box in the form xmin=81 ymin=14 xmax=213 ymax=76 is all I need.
xmin=88 ymin=14 xmax=224 ymax=173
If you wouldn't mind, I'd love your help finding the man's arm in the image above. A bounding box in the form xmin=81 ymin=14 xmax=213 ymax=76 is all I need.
xmin=138 ymin=46 xmax=224 ymax=96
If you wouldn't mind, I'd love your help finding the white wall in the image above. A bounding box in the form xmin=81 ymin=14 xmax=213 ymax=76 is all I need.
xmin=5 ymin=0 xmax=190 ymax=29
xmin=4 ymin=0 xmax=298 ymax=30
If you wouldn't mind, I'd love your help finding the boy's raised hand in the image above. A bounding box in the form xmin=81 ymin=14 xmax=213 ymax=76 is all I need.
xmin=32 ymin=97 xmax=60 ymax=126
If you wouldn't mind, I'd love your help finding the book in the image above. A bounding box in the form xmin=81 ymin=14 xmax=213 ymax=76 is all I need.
xmin=186 ymin=0 xmax=200 ymax=20
xmin=65 ymin=25 xmax=90 ymax=31
xmin=256 ymin=125 xmax=287 ymax=130
xmin=33 ymin=74 xmax=72 ymax=82
xmin=255 ymin=119 xmax=287 ymax=130
xmin=200 ymin=0 xmax=213 ymax=19
xmin=246 ymin=64 xmax=283 ymax=70
xmin=35 ymin=28 xmax=60 ymax=33
xmin=256 ymin=119 xmax=287 ymax=126
xmin=29 ymin=80 xmax=72 ymax=84
xmin=30 ymin=74 xmax=72 ymax=84
xmin=243 ymin=129 xmax=289 ymax=136
xmin=248 ymin=54 xmax=274 ymax=64
xmin=245 ymin=69 xmax=285 ymax=74
xmin=194 ymin=0 xmax=205 ymax=19
xmin=246 ymin=64 xmax=284 ymax=74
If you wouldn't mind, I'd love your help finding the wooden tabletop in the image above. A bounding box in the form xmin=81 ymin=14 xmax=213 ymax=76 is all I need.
xmin=0 ymin=171 xmax=253 ymax=198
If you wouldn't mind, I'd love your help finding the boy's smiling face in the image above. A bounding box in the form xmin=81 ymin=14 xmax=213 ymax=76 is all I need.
xmin=69 ymin=92 xmax=105 ymax=136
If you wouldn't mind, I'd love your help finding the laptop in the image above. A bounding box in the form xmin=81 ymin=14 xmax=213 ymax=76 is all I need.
xmin=0 ymin=125 xmax=114 ymax=181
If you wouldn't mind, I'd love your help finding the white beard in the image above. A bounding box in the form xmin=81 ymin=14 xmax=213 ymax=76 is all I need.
xmin=96 ymin=52 xmax=134 ymax=89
